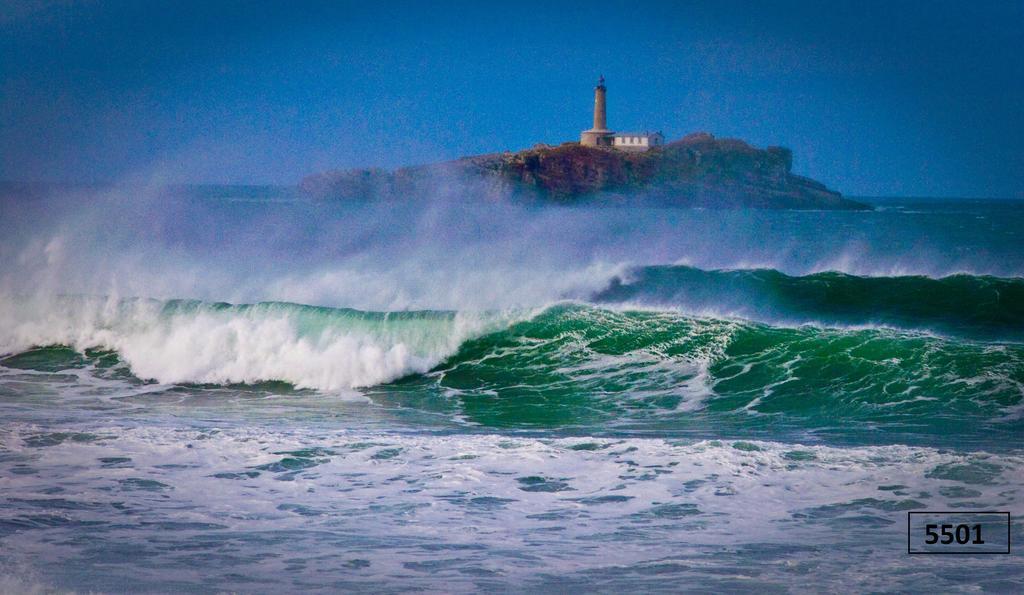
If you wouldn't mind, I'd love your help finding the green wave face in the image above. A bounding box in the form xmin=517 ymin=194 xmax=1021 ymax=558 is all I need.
xmin=3 ymin=296 xmax=1023 ymax=447
xmin=593 ymin=266 xmax=1024 ymax=340
xmin=376 ymin=305 xmax=1024 ymax=446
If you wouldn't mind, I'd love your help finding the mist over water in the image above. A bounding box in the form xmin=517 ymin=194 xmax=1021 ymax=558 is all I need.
xmin=4 ymin=188 xmax=1023 ymax=311
xmin=2 ymin=186 xmax=1023 ymax=592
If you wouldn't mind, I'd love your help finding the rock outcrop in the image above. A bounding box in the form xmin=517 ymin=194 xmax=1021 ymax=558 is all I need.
xmin=300 ymin=133 xmax=869 ymax=210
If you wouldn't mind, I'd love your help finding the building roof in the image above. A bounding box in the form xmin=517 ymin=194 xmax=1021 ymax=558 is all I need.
xmin=612 ymin=131 xmax=663 ymax=137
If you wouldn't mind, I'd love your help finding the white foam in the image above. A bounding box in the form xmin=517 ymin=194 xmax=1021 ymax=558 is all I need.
xmin=3 ymin=416 xmax=1022 ymax=591
xmin=4 ymin=424 xmax=1022 ymax=549
xmin=0 ymin=295 xmax=502 ymax=391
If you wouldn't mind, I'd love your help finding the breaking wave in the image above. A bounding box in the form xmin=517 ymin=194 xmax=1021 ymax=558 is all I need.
xmin=1 ymin=287 xmax=1022 ymax=440
xmin=0 ymin=296 xmax=503 ymax=390
xmin=593 ymin=266 xmax=1024 ymax=340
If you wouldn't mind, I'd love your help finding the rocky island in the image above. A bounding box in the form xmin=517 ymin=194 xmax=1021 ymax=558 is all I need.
xmin=302 ymin=77 xmax=868 ymax=210
xmin=300 ymin=133 xmax=868 ymax=210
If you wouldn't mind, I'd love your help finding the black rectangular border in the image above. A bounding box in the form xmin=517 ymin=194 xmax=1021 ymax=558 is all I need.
xmin=907 ymin=511 xmax=1011 ymax=554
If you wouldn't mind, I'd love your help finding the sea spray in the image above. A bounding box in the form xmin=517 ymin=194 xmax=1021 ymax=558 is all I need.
xmin=5 ymin=195 xmax=1024 ymax=314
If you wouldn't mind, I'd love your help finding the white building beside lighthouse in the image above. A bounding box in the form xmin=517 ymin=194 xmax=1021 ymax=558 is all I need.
xmin=612 ymin=131 xmax=664 ymax=152
xmin=580 ymin=76 xmax=663 ymax=152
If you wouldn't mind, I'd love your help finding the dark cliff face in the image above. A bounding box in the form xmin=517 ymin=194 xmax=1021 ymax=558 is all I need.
xmin=300 ymin=133 xmax=870 ymax=210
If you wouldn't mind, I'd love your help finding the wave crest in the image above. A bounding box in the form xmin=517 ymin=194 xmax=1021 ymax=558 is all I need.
xmin=0 ymin=297 xmax=497 ymax=390
xmin=593 ymin=266 xmax=1024 ymax=340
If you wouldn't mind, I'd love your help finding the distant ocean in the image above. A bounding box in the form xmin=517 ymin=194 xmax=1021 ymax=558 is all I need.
xmin=1 ymin=186 xmax=1022 ymax=592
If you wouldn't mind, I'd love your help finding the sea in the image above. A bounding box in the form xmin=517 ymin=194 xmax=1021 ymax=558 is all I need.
xmin=0 ymin=186 xmax=1021 ymax=592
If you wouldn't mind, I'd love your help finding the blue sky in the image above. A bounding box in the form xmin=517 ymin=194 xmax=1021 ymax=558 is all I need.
xmin=1 ymin=0 xmax=1022 ymax=197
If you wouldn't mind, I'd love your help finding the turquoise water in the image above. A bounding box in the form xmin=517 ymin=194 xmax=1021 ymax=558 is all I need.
xmin=0 ymin=192 xmax=1022 ymax=592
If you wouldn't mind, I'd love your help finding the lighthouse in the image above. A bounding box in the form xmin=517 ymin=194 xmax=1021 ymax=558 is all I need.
xmin=579 ymin=75 xmax=665 ymax=151
xmin=580 ymin=75 xmax=615 ymax=147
